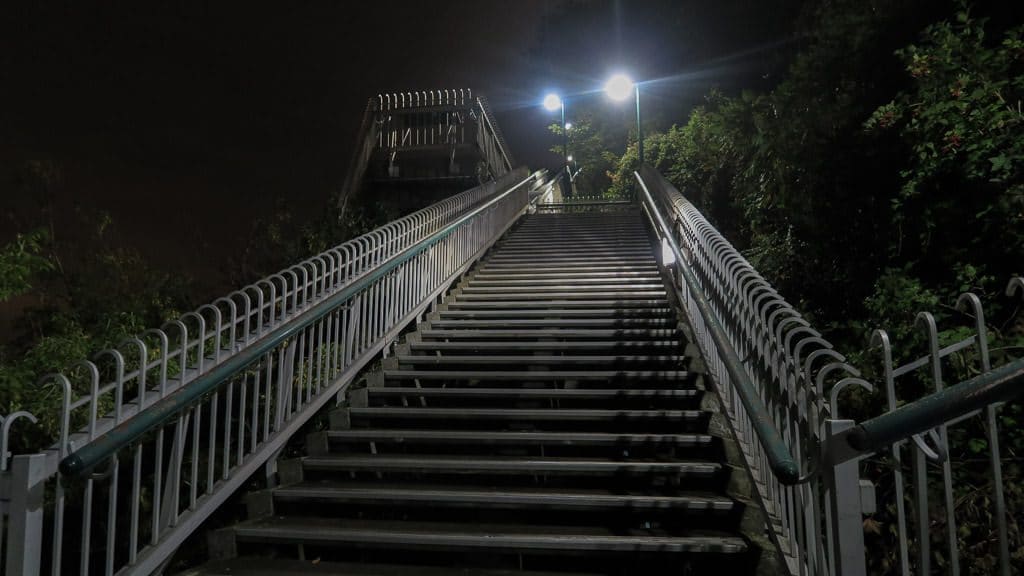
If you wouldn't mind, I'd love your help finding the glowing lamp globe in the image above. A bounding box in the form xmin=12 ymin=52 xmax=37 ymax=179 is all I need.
xmin=542 ymin=93 xmax=563 ymax=112
xmin=604 ymin=74 xmax=634 ymax=101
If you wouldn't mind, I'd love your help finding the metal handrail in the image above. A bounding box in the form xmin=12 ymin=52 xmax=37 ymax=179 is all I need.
xmin=60 ymin=170 xmax=540 ymax=478
xmin=843 ymin=356 xmax=1024 ymax=457
xmin=634 ymin=171 xmax=801 ymax=484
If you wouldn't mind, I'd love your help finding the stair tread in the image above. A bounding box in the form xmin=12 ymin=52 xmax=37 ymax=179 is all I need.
xmin=326 ymin=429 xmax=714 ymax=446
xmin=303 ymin=454 xmax=722 ymax=475
xmin=368 ymin=387 xmax=699 ymax=398
xmin=185 ymin=558 xmax=597 ymax=576
xmin=426 ymin=321 xmax=676 ymax=330
xmin=233 ymin=517 xmax=748 ymax=553
xmin=418 ymin=329 xmax=680 ymax=339
xmin=408 ymin=341 xmax=681 ymax=350
xmin=437 ymin=309 xmax=672 ymax=318
xmin=350 ymin=407 xmax=705 ymax=420
xmin=274 ymin=483 xmax=738 ymax=511
xmin=465 ymin=279 xmax=661 ymax=286
xmin=452 ymin=292 xmax=667 ymax=300
xmin=445 ymin=300 xmax=669 ymax=309
xmin=393 ymin=355 xmax=685 ymax=365
xmin=382 ymin=369 xmax=689 ymax=380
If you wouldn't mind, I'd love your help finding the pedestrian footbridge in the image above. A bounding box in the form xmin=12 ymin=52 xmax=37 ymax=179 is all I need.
xmin=1 ymin=92 xmax=1021 ymax=576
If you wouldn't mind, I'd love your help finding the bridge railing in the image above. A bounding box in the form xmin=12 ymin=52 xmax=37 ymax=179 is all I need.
xmin=635 ymin=165 xmax=1023 ymax=576
xmin=337 ymin=90 xmax=513 ymax=214
xmin=0 ymin=167 xmax=537 ymax=576
xmin=821 ymin=283 xmax=1024 ymax=576
xmin=635 ymin=166 xmax=822 ymax=574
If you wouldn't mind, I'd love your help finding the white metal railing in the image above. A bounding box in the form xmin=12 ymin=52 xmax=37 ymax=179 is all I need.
xmin=636 ymin=165 xmax=1022 ymax=576
xmin=0 ymin=167 xmax=536 ymax=575
xmin=823 ymin=283 xmax=1022 ymax=576
xmin=636 ymin=166 xmax=861 ymax=576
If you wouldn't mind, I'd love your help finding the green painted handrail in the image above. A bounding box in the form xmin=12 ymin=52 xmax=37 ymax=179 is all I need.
xmin=59 ymin=171 xmax=538 ymax=478
xmin=634 ymin=168 xmax=802 ymax=485
xmin=847 ymin=356 xmax=1024 ymax=454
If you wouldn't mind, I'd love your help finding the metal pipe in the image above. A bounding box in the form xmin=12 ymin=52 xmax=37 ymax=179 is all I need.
xmin=846 ymin=356 xmax=1024 ymax=455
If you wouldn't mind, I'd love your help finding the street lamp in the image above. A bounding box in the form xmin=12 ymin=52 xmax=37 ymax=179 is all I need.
xmin=542 ymin=92 xmax=568 ymax=167
xmin=604 ymin=73 xmax=643 ymax=165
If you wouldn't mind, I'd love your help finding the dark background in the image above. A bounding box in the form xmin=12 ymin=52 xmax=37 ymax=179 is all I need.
xmin=0 ymin=0 xmax=802 ymax=282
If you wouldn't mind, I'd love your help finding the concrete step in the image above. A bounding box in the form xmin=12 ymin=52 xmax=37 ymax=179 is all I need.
xmin=231 ymin=517 xmax=747 ymax=554
xmin=325 ymin=429 xmax=715 ymax=449
xmin=367 ymin=387 xmax=699 ymax=400
xmin=349 ymin=407 xmax=705 ymax=423
xmin=425 ymin=319 xmax=676 ymax=329
xmin=391 ymin=355 xmax=685 ymax=366
xmin=185 ymin=558 xmax=599 ymax=576
xmin=273 ymin=484 xmax=738 ymax=514
xmin=457 ymin=285 xmax=666 ymax=294
xmin=464 ymin=278 xmax=662 ymax=287
xmin=380 ymin=369 xmax=690 ymax=381
xmin=451 ymin=291 xmax=667 ymax=301
xmin=406 ymin=341 xmax=682 ymax=352
xmin=436 ymin=309 xmax=673 ymax=319
xmin=477 ymin=264 xmax=657 ymax=272
xmin=302 ymin=454 xmax=723 ymax=477
xmin=417 ymin=329 xmax=680 ymax=340
xmin=444 ymin=300 xmax=668 ymax=309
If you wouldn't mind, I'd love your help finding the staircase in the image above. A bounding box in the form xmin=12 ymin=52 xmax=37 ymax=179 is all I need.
xmin=191 ymin=209 xmax=757 ymax=575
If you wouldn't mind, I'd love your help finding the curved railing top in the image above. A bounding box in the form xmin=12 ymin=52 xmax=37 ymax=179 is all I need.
xmin=636 ymin=165 xmax=861 ymax=416
xmin=377 ymin=88 xmax=473 ymax=111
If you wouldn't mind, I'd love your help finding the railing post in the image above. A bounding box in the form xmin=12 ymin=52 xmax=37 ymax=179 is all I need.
xmin=6 ymin=453 xmax=46 ymax=576
xmin=824 ymin=419 xmax=866 ymax=576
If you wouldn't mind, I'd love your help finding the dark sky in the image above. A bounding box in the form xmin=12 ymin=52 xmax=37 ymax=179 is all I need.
xmin=0 ymin=0 xmax=801 ymax=283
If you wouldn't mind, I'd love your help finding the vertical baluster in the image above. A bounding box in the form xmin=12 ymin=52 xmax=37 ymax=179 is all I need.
xmin=191 ymin=405 xmax=200 ymax=509
xmin=80 ymin=478 xmax=93 ymax=576
xmin=105 ymin=456 xmax=119 ymax=576
xmin=223 ymin=382 xmax=233 ymax=480
xmin=263 ymin=353 xmax=273 ymax=442
xmin=152 ymin=428 xmax=163 ymax=544
xmin=238 ymin=377 xmax=248 ymax=465
xmin=129 ymin=444 xmax=142 ymax=564
xmin=208 ymin=391 xmax=219 ymax=491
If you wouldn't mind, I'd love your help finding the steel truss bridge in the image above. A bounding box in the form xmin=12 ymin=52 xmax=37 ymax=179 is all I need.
xmin=1 ymin=91 xmax=1021 ymax=576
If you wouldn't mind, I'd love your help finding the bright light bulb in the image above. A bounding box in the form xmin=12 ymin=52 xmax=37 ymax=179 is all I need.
xmin=567 ymin=155 xmax=574 ymax=162
xmin=542 ymin=93 xmax=562 ymax=112
xmin=604 ymin=74 xmax=634 ymax=101
xmin=565 ymin=122 xmax=573 ymax=130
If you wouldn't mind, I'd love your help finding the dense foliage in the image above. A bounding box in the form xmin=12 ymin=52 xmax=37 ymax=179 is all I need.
xmin=1 ymin=0 xmax=1022 ymax=571
xmin=597 ymin=2 xmax=1024 ymax=572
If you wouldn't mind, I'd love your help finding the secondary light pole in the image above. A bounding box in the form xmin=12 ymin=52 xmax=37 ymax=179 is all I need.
xmin=543 ymin=92 xmax=571 ymax=194
xmin=604 ymin=73 xmax=643 ymax=165
xmin=542 ymin=93 xmax=568 ymax=166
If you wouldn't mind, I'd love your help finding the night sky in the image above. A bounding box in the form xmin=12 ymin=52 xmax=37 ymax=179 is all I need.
xmin=0 ymin=1 xmax=801 ymax=285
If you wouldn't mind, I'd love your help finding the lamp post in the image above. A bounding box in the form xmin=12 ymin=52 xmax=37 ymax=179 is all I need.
xmin=542 ymin=93 xmax=568 ymax=167
xmin=604 ymin=73 xmax=643 ymax=165
xmin=543 ymin=92 xmax=571 ymax=194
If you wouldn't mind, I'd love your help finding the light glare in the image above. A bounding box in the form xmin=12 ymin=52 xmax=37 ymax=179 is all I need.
xmin=542 ymin=93 xmax=562 ymax=111
xmin=604 ymin=74 xmax=634 ymax=101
